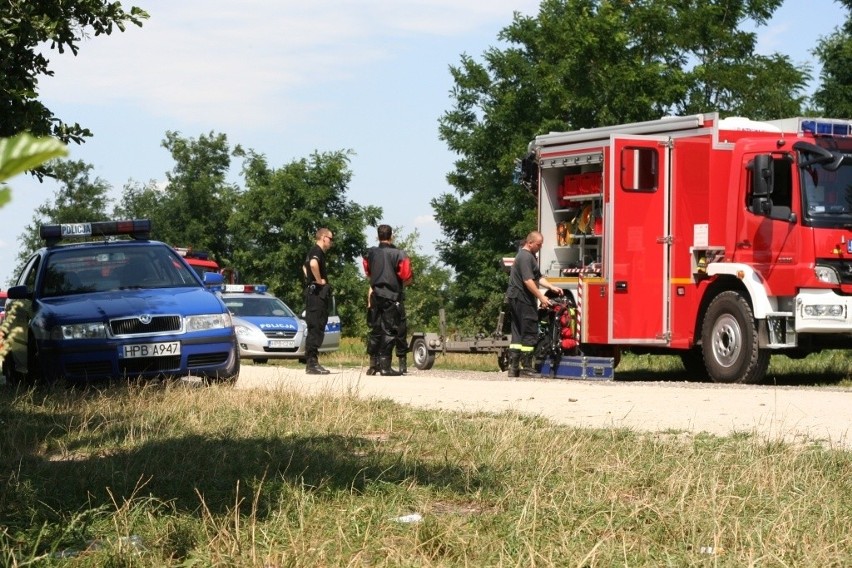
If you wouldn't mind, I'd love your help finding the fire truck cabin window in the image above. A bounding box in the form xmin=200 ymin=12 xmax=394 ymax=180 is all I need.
xmin=770 ymin=155 xmax=793 ymax=209
xmin=747 ymin=154 xmax=793 ymax=212
xmin=620 ymin=147 xmax=658 ymax=192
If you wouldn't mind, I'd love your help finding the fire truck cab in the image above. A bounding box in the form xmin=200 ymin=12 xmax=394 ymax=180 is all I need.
xmin=525 ymin=112 xmax=852 ymax=384
xmin=173 ymin=247 xmax=220 ymax=279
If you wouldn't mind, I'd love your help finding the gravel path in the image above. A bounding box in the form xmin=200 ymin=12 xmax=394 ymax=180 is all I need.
xmin=236 ymin=365 xmax=852 ymax=448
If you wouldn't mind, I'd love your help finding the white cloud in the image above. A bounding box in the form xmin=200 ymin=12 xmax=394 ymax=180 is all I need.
xmin=38 ymin=0 xmax=539 ymax=130
xmin=413 ymin=214 xmax=437 ymax=227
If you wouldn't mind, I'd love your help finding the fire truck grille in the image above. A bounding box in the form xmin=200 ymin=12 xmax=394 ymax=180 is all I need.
xmin=110 ymin=315 xmax=182 ymax=335
xmin=818 ymin=259 xmax=852 ymax=286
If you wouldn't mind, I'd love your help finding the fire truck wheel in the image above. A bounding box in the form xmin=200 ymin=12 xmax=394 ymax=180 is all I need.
xmin=679 ymin=348 xmax=709 ymax=381
xmin=412 ymin=337 xmax=435 ymax=370
xmin=701 ymin=291 xmax=769 ymax=384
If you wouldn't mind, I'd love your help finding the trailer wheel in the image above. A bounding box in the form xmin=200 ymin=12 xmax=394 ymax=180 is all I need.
xmin=701 ymin=291 xmax=769 ymax=384
xmin=412 ymin=337 xmax=435 ymax=370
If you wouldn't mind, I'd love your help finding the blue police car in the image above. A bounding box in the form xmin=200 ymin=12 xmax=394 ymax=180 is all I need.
xmin=221 ymin=284 xmax=340 ymax=363
xmin=1 ymin=220 xmax=240 ymax=384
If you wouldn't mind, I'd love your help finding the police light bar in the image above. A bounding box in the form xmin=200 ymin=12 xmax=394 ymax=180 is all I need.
xmin=223 ymin=284 xmax=268 ymax=293
xmin=800 ymin=119 xmax=852 ymax=136
xmin=40 ymin=219 xmax=152 ymax=245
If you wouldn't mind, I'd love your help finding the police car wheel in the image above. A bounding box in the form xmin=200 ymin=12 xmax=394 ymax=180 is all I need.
xmin=2 ymin=353 xmax=23 ymax=386
xmin=26 ymin=339 xmax=45 ymax=385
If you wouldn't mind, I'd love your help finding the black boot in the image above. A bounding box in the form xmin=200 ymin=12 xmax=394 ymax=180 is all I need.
xmin=507 ymin=349 xmax=520 ymax=378
xmin=366 ymin=355 xmax=379 ymax=375
xmin=306 ymin=356 xmax=330 ymax=375
xmin=379 ymin=356 xmax=402 ymax=376
xmin=397 ymin=356 xmax=407 ymax=375
xmin=520 ymin=352 xmax=538 ymax=377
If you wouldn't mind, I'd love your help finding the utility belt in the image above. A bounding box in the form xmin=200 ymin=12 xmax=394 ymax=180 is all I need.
xmin=306 ymin=282 xmax=331 ymax=299
xmin=371 ymin=287 xmax=399 ymax=302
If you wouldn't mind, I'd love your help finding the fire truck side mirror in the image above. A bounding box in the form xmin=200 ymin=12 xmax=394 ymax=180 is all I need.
xmin=748 ymin=154 xmax=774 ymax=216
xmin=750 ymin=154 xmax=773 ymax=198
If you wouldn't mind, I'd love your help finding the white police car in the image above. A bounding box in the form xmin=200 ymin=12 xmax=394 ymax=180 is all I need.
xmin=1 ymin=220 xmax=240 ymax=384
xmin=221 ymin=284 xmax=340 ymax=363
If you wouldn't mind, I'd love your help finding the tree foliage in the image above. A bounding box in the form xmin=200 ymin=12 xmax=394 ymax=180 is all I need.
xmin=812 ymin=0 xmax=852 ymax=116
xmin=15 ymin=159 xmax=112 ymax=268
xmin=229 ymin=149 xmax=382 ymax=336
xmin=158 ymin=131 xmax=241 ymax=264
xmin=435 ymin=0 xmax=810 ymax=328
xmin=0 ymin=0 xmax=148 ymax=146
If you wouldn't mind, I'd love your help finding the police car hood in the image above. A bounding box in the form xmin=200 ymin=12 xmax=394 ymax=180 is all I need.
xmin=232 ymin=315 xmax=301 ymax=333
xmin=39 ymin=287 xmax=225 ymax=321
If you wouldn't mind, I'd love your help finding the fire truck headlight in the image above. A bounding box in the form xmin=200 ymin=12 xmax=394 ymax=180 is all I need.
xmin=802 ymin=304 xmax=845 ymax=318
xmin=814 ymin=265 xmax=840 ymax=284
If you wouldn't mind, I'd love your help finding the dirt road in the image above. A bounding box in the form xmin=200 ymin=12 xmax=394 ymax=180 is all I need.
xmin=236 ymin=365 xmax=852 ymax=448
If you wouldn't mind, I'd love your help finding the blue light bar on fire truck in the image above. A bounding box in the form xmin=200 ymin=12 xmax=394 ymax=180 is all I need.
xmin=800 ymin=118 xmax=852 ymax=136
xmin=223 ymin=284 xmax=268 ymax=293
xmin=40 ymin=219 xmax=152 ymax=245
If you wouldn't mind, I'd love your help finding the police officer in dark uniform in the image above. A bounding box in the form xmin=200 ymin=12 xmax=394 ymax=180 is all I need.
xmin=506 ymin=231 xmax=562 ymax=377
xmin=363 ymin=225 xmax=412 ymax=376
xmin=303 ymin=228 xmax=334 ymax=375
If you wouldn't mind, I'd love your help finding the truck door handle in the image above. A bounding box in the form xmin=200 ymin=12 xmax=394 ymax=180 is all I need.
xmin=615 ymin=281 xmax=628 ymax=292
xmin=736 ymin=240 xmax=751 ymax=249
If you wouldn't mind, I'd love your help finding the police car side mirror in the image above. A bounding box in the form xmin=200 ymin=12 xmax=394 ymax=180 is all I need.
xmin=203 ymin=272 xmax=224 ymax=286
xmin=7 ymin=285 xmax=30 ymax=300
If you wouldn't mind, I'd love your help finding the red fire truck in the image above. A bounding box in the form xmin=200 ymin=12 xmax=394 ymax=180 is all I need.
xmin=524 ymin=113 xmax=852 ymax=384
xmin=173 ymin=246 xmax=220 ymax=278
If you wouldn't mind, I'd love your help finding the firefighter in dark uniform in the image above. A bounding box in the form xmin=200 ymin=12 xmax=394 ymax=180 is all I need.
xmin=302 ymin=227 xmax=334 ymax=375
xmin=363 ymin=224 xmax=413 ymax=376
xmin=506 ymin=231 xmax=563 ymax=377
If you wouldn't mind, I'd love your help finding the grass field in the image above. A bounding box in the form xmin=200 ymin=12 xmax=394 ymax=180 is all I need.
xmin=1 ymin=342 xmax=851 ymax=566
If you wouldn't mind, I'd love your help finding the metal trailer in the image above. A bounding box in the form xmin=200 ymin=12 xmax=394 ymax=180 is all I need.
xmin=409 ymin=309 xmax=511 ymax=371
xmin=409 ymin=305 xmax=615 ymax=381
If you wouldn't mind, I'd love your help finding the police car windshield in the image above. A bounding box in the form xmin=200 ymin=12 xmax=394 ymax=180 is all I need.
xmin=224 ymin=297 xmax=295 ymax=317
xmin=42 ymin=244 xmax=200 ymax=297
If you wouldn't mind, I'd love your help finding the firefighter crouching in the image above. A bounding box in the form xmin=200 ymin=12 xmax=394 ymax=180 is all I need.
xmin=506 ymin=231 xmax=563 ymax=377
xmin=363 ymin=225 xmax=413 ymax=376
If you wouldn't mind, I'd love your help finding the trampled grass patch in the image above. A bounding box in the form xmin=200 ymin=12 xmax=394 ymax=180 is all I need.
xmin=2 ymin=378 xmax=852 ymax=566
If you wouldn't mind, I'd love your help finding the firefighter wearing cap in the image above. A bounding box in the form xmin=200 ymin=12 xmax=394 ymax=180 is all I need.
xmin=505 ymin=231 xmax=563 ymax=377
xmin=363 ymin=225 xmax=413 ymax=376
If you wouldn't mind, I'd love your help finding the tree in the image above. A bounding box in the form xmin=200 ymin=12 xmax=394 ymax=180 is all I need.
xmin=0 ymin=1 xmax=148 ymax=147
xmin=15 ymin=159 xmax=112 ymax=269
xmin=229 ymin=149 xmax=382 ymax=336
xmin=434 ymin=0 xmax=810 ymax=328
xmin=146 ymin=131 xmax=242 ymax=265
xmin=812 ymin=0 xmax=852 ymax=116
xmin=112 ymin=179 xmax=164 ymax=223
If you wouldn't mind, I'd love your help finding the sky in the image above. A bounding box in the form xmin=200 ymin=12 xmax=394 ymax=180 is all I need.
xmin=1 ymin=0 xmax=847 ymax=287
